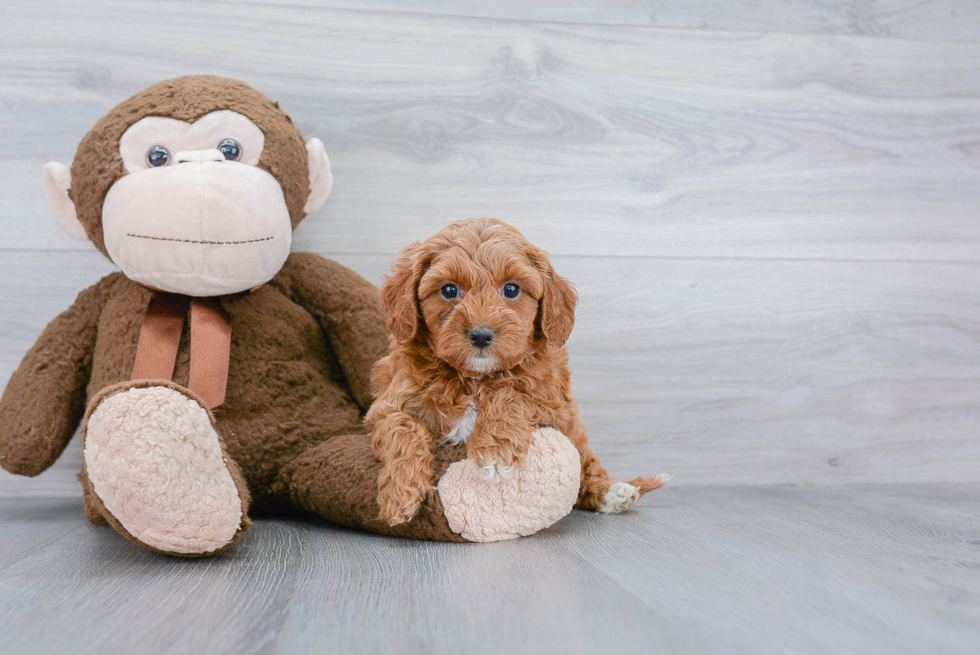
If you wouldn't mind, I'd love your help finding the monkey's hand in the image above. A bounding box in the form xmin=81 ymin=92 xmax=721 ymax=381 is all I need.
xmin=0 ymin=275 xmax=117 ymax=476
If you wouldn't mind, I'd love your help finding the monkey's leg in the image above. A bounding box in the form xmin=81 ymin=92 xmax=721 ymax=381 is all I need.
xmin=281 ymin=428 xmax=581 ymax=543
xmin=279 ymin=433 xmax=468 ymax=542
xmin=80 ymin=380 xmax=251 ymax=557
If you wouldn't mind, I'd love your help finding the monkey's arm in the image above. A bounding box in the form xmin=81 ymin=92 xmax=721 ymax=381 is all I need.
xmin=0 ymin=274 xmax=119 ymax=476
xmin=270 ymin=252 xmax=389 ymax=411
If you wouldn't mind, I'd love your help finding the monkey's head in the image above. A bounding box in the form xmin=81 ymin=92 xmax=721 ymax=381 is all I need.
xmin=43 ymin=75 xmax=333 ymax=296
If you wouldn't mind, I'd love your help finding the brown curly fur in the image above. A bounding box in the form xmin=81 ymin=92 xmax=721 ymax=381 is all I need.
xmin=367 ymin=218 xmax=663 ymax=526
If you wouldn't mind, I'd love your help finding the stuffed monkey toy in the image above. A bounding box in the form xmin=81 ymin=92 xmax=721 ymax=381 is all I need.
xmin=0 ymin=76 xmax=591 ymax=555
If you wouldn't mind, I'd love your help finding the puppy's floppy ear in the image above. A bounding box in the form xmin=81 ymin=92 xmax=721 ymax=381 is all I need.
xmin=530 ymin=249 xmax=577 ymax=347
xmin=381 ymin=241 xmax=427 ymax=343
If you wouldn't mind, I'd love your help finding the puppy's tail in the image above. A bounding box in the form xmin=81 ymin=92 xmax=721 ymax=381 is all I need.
xmin=629 ymin=473 xmax=670 ymax=496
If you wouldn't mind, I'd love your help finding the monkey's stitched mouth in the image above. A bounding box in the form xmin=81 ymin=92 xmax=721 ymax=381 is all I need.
xmin=127 ymin=233 xmax=274 ymax=245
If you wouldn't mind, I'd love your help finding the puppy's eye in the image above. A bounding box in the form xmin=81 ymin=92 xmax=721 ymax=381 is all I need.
xmin=502 ymin=283 xmax=520 ymax=299
xmin=440 ymin=283 xmax=459 ymax=300
xmin=218 ymin=138 xmax=242 ymax=161
xmin=146 ymin=146 xmax=171 ymax=167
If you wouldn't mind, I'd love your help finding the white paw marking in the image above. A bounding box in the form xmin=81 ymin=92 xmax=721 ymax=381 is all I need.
xmin=497 ymin=464 xmax=515 ymax=480
xmin=444 ymin=404 xmax=478 ymax=444
xmin=599 ymin=481 xmax=641 ymax=514
xmin=471 ymin=460 xmax=515 ymax=483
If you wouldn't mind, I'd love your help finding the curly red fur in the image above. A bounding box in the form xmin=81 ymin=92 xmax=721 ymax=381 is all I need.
xmin=368 ymin=218 xmax=657 ymax=526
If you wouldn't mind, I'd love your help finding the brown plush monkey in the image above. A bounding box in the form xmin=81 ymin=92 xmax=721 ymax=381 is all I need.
xmin=0 ymin=76 xmax=588 ymax=555
xmin=0 ymin=75 xmax=398 ymax=555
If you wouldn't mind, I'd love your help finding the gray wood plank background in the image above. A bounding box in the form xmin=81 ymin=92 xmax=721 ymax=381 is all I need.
xmin=2 ymin=0 xmax=977 ymax=490
xmin=208 ymin=0 xmax=980 ymax=42
xmin=2 ymin=3 xmax=979 ymax=653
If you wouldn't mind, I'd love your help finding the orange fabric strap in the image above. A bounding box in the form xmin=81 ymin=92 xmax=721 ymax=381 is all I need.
xmin=131 ymin=292 xmax=232 ymax=409
xmin=188 ymin=297 xmax=232 ymax=409
xmin=131 ymin=293 xmax=189 ymax=382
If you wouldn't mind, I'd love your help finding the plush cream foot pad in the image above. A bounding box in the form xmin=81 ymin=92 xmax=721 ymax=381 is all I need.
xmin=438 ymin=427 xmax=581 ymax=542
xmin=84 ymin=385 xmax=243 ymax=554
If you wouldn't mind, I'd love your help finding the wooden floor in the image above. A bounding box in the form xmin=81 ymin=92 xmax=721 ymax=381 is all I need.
xmin=1 ymin=484 xmax=977 ymax=654
xmin=2 ymin=0 xmax=979 ymax=652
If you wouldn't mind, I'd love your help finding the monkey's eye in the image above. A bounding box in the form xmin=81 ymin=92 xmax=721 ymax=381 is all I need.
xmin=145 ymin=146 xmax=171 ymax=167
xmin=502 ymin=283 xmax=521 ymax=299
xmin=440 ymin=283 xmax=459 ymax=300
xmin=218 ymin=138 xmax=242 ymax=161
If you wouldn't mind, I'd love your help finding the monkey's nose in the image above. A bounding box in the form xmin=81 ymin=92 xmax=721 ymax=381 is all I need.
xmin=174 ymin=149 xmax=226 ymax=164
xmin=468 ymin=326 xmax=496 ymax=349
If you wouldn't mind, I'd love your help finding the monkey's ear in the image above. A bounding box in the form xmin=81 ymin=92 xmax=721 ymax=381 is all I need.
xmin=303 ymin=138 xmax=333 ymax=215
xmin=42 ymin=162 xmax=88 ymax=240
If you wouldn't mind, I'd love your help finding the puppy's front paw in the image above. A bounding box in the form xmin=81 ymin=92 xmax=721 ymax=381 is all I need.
xmin=598 ymin=481 xmax=641 ymax=514
xmin=469 ymin=444 xmax=521 ymax=484
xmin=467 ymin=434 xmax=528 ymax=483
xmin=471 ymin=460 xmax=516 ymax=483
xmin=377 ymin=481 xmax=429 ymax=526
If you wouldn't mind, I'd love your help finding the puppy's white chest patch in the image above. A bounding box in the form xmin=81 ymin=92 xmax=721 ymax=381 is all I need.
xmin=444 ymin=404 xmax=478 ymax=444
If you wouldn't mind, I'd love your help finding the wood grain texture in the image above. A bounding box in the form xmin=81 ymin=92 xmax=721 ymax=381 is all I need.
xmin=206 ymin=0 xmax=980 ymax=42
xmin=2 ymin=4 xmax=979 ymax=652
xmin=2 ymin=1 xmax=980 ymax=261
xmin=1 ymin=485 xmax=978 ymax=654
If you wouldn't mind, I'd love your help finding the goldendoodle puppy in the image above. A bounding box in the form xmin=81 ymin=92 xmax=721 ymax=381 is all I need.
xmin=369 ymin=218 xmax=665 ymax=526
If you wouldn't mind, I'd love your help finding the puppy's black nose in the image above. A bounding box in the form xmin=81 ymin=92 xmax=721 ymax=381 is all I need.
xmin=468 ymin=326 xmax=496 ymax=349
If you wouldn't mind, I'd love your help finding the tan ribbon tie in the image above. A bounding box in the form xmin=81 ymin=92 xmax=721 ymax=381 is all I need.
xmin=187 ymin=297 xmax=232 ymax=409
xmin=131 ymin=291 xmax=232 ymax=409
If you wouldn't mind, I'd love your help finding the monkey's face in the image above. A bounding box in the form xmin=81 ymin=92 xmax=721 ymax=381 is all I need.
xmin=43 ymin=76 xmax=334 ymax=297
xmin=102 ymin=110 xmax=292 ymax=296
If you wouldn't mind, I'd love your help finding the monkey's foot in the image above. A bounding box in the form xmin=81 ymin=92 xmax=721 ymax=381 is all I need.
xmin=82 ymin=381 xmax=250 ymax=556
xmin=437 ymin=427 xmax=580 ymax=542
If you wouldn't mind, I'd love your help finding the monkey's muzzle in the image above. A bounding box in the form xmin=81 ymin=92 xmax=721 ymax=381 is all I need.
xmin=101 ymin=161 xmax=293 ymax=296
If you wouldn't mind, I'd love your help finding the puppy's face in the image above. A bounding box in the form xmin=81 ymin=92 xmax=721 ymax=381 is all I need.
xmin=382 ymin=219 xmax=577 ymax=377
xmin=417 ymin=238 xmax=542 ymax=375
